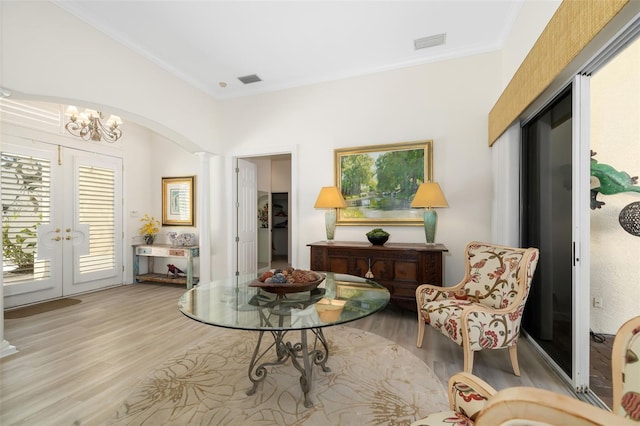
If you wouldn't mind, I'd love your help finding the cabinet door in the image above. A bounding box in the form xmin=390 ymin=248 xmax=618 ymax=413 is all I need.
xmin=353 ymin=256 xmax=393 ymax=280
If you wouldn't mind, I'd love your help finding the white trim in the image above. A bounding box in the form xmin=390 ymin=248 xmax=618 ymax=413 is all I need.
xmin=227 ymin=146 xmax=298 ymax=277
xmin=572 ymin=74 xmax=592 ymax=392
xmin=0 ymin=340 xmax=18 ymax=359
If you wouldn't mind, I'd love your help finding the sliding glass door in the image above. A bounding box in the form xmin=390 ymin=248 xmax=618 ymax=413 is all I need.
xmin=522 ymin=87 xmax=574 ymax=377
xmin=521 ymin=76 xmax=592 ymax=391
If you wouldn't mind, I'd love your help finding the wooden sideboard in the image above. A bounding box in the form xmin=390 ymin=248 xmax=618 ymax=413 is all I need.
xmin=308 ymin=241 xmax=447 ymax=311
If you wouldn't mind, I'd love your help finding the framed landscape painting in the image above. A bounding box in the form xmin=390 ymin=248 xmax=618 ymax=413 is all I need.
xmin=162 ymin=176 xmax=195 ymax=226
xmin=334 ymin=140 xmax=433 ymax=225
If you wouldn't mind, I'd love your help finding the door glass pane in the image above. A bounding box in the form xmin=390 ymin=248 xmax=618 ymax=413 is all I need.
xmin=77 ymin=165 xmax=116 ymax=273
xmin=522 ymin=88 xmax=574 ymax=377
xmin=1 ymin=152 xmax=52 ymax=283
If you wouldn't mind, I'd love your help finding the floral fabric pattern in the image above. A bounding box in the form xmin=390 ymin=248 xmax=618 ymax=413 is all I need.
xmin=410 ymin=374 xmax=494 ymax=426
xmin=619 ymin=326 xmax=640 ymax=421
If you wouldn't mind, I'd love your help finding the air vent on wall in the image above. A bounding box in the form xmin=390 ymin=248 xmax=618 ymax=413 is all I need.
xmin=414 ymin=33 xmax=446 ymax=50
xmin=238 ymin=74 xmax=262 ymax=84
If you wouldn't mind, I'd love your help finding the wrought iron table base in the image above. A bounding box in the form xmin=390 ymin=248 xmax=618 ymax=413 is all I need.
xmin=246 ymin=327 xmax=330 ymax=408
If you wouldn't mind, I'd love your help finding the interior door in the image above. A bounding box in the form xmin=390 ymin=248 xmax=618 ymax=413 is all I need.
xmin=235 ymin=158 xmax=257 ymax=276
xmin=2 ymin=139 xmax=123 ymax=307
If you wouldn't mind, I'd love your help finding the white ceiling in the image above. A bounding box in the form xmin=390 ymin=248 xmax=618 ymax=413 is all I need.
xmin=54 ymin=0 xmax=523 ymax=100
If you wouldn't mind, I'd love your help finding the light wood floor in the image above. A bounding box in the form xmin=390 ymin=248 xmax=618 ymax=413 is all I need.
xmin=1 ymin=283 xmax=572 ymax=425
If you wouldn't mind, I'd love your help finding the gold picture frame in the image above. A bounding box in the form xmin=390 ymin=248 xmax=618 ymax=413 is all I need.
xmin=334 ymin=140 xmax=433 ymax=225
xmin=162 ymin=176 xmax=195 ymax=226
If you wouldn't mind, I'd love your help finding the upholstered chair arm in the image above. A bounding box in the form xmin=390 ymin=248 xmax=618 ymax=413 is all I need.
xmin=475 ymin=387 xmax=638 ymax=426
xmin=416 ymin=282 xmax=465 ymax=305
xmin=461 ymin=305 xmax=525 ymax=352
xmin=410 ymin=372 xmax=497 ymax=426
xmin=448 ymin=372 xmax=497 ymax=418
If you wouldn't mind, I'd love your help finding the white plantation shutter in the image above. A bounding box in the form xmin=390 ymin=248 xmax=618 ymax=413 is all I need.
xmin=77 ymin=165 xmax=116 ymax=273
xmin=1 ymin=152 xmax=52 ymax=280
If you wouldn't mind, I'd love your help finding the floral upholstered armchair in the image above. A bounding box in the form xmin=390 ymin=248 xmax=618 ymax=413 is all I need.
xmin=612 ymin=315 xmax=640 ymax=421
xmin=413 ymin=315 xmax=640 ymax=426
xmin=416 ymin=241 xmax=539 ymax=376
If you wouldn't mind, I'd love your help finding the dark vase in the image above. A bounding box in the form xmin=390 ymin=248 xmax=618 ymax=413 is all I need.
xmin=144 ymin=234 xmax=156 ymax=245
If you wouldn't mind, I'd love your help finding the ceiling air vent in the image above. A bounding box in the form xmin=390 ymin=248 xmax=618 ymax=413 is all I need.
xmin=238 ymin=74 xmax=262 ymax=84
xmin=414 ymin=33 xmax=446 ymax=50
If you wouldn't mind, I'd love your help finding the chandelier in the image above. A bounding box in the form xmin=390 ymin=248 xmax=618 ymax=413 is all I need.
xmin=64 ymin=106 xmax=123 ymax=143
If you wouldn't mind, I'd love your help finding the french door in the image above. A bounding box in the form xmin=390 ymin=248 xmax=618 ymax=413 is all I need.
xmin=2 ymin=138 xmax=123 ymax=307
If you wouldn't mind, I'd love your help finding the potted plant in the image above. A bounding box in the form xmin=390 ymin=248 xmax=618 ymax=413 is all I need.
xmin=366 ymin=228 xmax=390 ymax=246
xmin=2 ymin=221 xmax=37 ymax=273
xmin=140 ymin=214 xmax=160 ymax=245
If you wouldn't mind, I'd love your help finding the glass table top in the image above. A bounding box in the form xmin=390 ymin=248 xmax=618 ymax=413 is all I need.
xmin=178 ymin=272 xmax=390 ymax=331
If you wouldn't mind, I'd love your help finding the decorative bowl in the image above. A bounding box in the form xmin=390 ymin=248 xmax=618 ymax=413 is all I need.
xmin=249 ymin=271 xmax=326 ymax=294
xmin=367 ymin=235 xmax=389 ymax=246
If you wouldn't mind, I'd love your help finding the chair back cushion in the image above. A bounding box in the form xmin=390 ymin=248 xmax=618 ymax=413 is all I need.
xmin=462 ymin=242 xmax=538 ymax=311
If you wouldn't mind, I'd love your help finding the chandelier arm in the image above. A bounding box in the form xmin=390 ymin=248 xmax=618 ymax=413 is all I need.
xmin=95 ymin=117 xmax=122 ymax=142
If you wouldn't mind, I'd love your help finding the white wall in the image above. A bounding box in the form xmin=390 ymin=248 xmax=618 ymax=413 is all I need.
xmin=590 ymin=38 xmax=640 ymax=334
xmin=0 ymin=1 xmax=221 ymax=152
xmin=499 ymin=1 xmax=562 ymax=93
xmin=220 ymin=53 xmax=501 ymax=283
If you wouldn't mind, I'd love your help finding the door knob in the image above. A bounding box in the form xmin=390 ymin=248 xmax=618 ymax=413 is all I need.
xmin=66 ymin=228 xmax=71 ymax=232
xmin=65 ymin=235 xmax=76 ymax=240
xmin=52 ymin=236 xmax=62 ymax=241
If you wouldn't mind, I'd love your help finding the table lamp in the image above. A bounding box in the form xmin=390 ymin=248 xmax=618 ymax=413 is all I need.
xmin=314 ymin=186 xmax=347 ymax=242
xmin=410 ymin=182 xmax=448 ymax=244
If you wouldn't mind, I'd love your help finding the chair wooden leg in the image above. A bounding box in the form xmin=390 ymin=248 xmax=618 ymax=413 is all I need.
xmin=464 ymin=346 xmax=474 ymax=374
xmin=509 ymin=344 xmax=521 ymax=376
xmin=417 ymin=312 xmax=425 ymax=348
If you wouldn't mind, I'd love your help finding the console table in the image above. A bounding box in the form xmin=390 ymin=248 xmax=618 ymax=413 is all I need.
xmin=133 ymin=244 xmax=199 ymax=289
xmin=308 ymin=241 xmax=447 ymax=311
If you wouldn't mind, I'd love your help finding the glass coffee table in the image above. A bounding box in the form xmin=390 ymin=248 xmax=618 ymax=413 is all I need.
xmin=178 ymin=272 xmax=390 ymax=407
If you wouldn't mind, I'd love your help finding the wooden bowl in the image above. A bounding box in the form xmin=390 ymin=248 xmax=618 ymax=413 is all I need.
xmin=249 ymin=271 xmax=326 ymax=294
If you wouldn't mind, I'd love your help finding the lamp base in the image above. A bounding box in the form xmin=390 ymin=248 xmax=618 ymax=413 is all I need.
xmin=423 ymin=209 xmax=438 ymax=244
xmin=325 ymin=209 xmax=337 ymax=242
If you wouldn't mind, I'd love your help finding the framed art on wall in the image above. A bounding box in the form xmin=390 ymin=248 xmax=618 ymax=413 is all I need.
xmin=162 ymin=176 xmax=195 ymax=226
xmin=334 ymin=140 xmax=433 ymax=225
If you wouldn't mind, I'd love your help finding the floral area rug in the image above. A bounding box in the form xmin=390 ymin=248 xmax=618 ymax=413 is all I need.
xmin=110 ymin=326 xmax=448 ymax=425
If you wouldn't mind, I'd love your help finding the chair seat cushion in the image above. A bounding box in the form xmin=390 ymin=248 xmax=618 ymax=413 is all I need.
xmin=411 ymin=410 xmax=474 ymax=426
xmin=420 ymin=299 xmax=473 ymax=346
